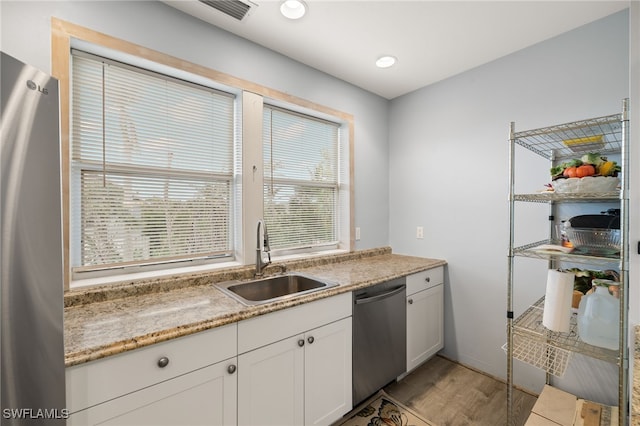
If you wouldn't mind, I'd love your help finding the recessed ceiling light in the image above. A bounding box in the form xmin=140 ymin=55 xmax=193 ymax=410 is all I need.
xmin=376 ymin=55 xmax=397 ymax=69
xmin=280 ymin=0 xmax=307 ymax=20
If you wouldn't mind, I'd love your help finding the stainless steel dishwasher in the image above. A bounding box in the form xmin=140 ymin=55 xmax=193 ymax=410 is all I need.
xmin=352 ymin=277 xmax=406 ymax=406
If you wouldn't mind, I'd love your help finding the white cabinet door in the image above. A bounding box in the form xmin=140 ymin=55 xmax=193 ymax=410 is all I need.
xmin=238 ymin=334 xmax=305 ymax=426
xmin=407 ymin=284 xmax=443 ymax=372
xmin=304 ymin=317 xmax=352 ymax=426
xmin=238 ymin=318 xmax=353 ymax=426
xmin=68 ymin=358 xmax=237 ymax=426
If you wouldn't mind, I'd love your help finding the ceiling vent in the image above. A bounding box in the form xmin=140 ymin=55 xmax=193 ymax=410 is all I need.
xmin=198 ymin=0 xmax=253 ymax=21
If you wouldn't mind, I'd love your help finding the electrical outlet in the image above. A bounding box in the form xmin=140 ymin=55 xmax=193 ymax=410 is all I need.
xmin=416 ymin=226 xmax=424 ymax=239
xmin=355 ymin=227 xmax=361 ymax=241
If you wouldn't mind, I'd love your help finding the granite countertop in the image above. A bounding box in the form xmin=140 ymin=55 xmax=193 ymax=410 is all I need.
xmin=64 ymin=248 xmax=446 ymax=367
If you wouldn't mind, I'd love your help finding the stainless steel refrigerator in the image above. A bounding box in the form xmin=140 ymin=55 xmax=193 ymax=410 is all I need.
xmin=1 ymin=51 xmax=66 ymax=424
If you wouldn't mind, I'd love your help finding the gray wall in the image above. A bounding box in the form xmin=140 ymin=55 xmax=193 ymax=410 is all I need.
xmin=389 ymin=9 xmax=630 ymax=394
xmin=0 ymin=0 xmax=390 ymax=251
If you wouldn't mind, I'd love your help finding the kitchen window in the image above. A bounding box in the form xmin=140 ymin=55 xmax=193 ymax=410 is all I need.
xmin=55 ymin=19 xmax=354 ymax=287
xmin=70 ymin=51 xmax=236 ymax=276
xmin=263 ymin=106 xmax=341 ymax=253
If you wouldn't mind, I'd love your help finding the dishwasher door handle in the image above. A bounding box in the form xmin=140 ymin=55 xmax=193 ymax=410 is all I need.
xmin=354 ymin=285 xmax=406 ymax=305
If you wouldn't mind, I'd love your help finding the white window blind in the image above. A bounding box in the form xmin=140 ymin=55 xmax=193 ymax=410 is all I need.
xmin=263 ymin=106 xmax=340 ymax=251
xmin=71 ymin=51 xmax=235 ymax=271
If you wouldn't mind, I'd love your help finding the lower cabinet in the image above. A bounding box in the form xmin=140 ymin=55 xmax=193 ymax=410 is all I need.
xmin=406 ymin=267 xmax=444 ymax=373
xmin=66 ymin=293 xmax=352 ymax=426
xmin=66 ymin=323 xmax=238 ymax=426
xmin=304 ymin=318 xmax=352 ymax=426
xmin=238 ymin=333 xmax=304 ymax=426
xmin=68 ymin=358 xmax=237 ymax=426
xmin=237 ymin=317 xmax=352 ymax=426
xmin=237 ymin=292 xmax=353 ymax=426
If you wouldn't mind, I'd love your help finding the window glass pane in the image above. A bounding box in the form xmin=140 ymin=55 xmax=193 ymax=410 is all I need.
xmin=71 ymin=52 xmax=234 ymax=270
xmin=264 ymin=110 xmax=337 ymax=182
xmin=102 ymin=65 xmax=233 ymax=173
xmin=263 ymin=107 xmax=339 ymax=251
xmin=80 ymin=171 xmax=230 ymax=266
xmin=72 ymin=56 xmax=103 ymax=162
xmin=263 ymin=183 xmax=336 ymax=249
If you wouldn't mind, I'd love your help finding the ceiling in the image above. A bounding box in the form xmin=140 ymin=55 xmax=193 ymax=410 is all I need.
xmin=163 ymin=0 xmax=628 ymax=99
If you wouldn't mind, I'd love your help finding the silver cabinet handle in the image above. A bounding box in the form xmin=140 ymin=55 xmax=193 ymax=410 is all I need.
xmin=157 ymin=357 xmax=170 ymax=368
xmin=307 ymin=336 xmax=314 ymax=344
xmin=408 ymin=299 xmax=414 ymax=305
xmin=227 ymin=364 xmax=237 ymax=375
xmin=298 ymin=339 xmax=305 ymax=347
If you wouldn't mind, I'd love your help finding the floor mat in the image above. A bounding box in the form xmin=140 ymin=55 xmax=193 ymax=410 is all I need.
xmin=336 ymin=390 xmax=434 ymax=426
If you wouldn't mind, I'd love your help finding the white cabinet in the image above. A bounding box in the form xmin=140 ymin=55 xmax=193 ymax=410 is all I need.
xmin=238 ymin=292 xmax=352 ymax=426
xmin=66 ymin=323 xmax=237 ymax=426
xmin=68 ymin=359 xmax=237 ymax=426
xmin=238 ymin=333 xmax=305 ymax=426
xmin=406 ymin=267 xmax=444 ymax=373
xmin=304 ymin=317 xmax=352 ymax=425
xmin=66 ymin=292 xmax=352 ymax=426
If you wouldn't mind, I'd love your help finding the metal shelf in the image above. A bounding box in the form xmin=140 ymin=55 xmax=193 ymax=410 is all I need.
xmin=512 ymin=114 xmax=623 ymax=161
xmin=513 ymin=192 xmax=620 ymax=203
xmin=514 ymin=239 xmax=621 ymax=267
xmin=513 ymin=297 xmax=619 ymax=365
xmin=506 ymin=99 xmax=628 ymax=426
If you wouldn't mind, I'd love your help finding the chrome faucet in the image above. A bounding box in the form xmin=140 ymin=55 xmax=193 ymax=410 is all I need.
xmin=255 ymin=219 xmax=271 ymax=277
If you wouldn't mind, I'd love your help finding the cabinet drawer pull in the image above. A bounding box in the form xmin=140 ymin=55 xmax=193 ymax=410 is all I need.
xmin=408 ymin=299 xmax=414 ymax=305
xmin=298 ymin=339 xmax=305 ymax=347
xmin=157 ymin=357 xmax=170 ymax=368
xmin=227 ymin=364 xmax=237 ymax=375
xmin=307 ymin=336 xmax=314 ymax=344
xmin=425 ymin=277 xmax=430 ymax=282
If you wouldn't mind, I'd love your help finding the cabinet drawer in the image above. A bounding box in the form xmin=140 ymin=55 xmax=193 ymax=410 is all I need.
xmin=66 ymin=323 xmax=237 ymax=413
xmin=406 ymin=266 xmax=443 ymax=295
xmin=238 ymin=292 xmax=351 ymax=354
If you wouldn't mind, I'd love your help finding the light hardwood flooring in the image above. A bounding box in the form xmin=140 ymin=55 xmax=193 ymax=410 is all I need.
xmin=383 ymin=355 xmax=537 ymax=426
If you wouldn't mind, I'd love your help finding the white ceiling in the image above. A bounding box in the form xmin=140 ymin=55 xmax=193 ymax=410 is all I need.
xmin=163 ymin=0 xmax=628 ymax=99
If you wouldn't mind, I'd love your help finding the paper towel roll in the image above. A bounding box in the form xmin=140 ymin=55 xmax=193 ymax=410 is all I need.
xmin=542 ymin=269 xmax=575 ymax=332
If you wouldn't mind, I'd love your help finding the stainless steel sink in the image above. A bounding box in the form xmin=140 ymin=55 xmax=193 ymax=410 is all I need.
xmin=215 ymin=273 xmax=338 ymax=306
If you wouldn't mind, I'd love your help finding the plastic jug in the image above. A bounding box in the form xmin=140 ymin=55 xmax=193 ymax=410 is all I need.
xmin=577 ymin=279 xmax=619 ymax=350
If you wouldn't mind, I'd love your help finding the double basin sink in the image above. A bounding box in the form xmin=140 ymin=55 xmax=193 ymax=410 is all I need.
xmin=215 ymin=273 xmax=338 ymax=306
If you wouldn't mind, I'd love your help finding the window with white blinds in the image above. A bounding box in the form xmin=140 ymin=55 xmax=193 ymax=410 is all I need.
xmin=70 ymin=51 xmax=235 ymax=272
xmin=263 ymin=106 xmax=340 ymax=251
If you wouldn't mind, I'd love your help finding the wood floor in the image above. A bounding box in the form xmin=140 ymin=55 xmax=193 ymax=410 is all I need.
xmin=383 ymin=355 xmax=538 ymax=426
